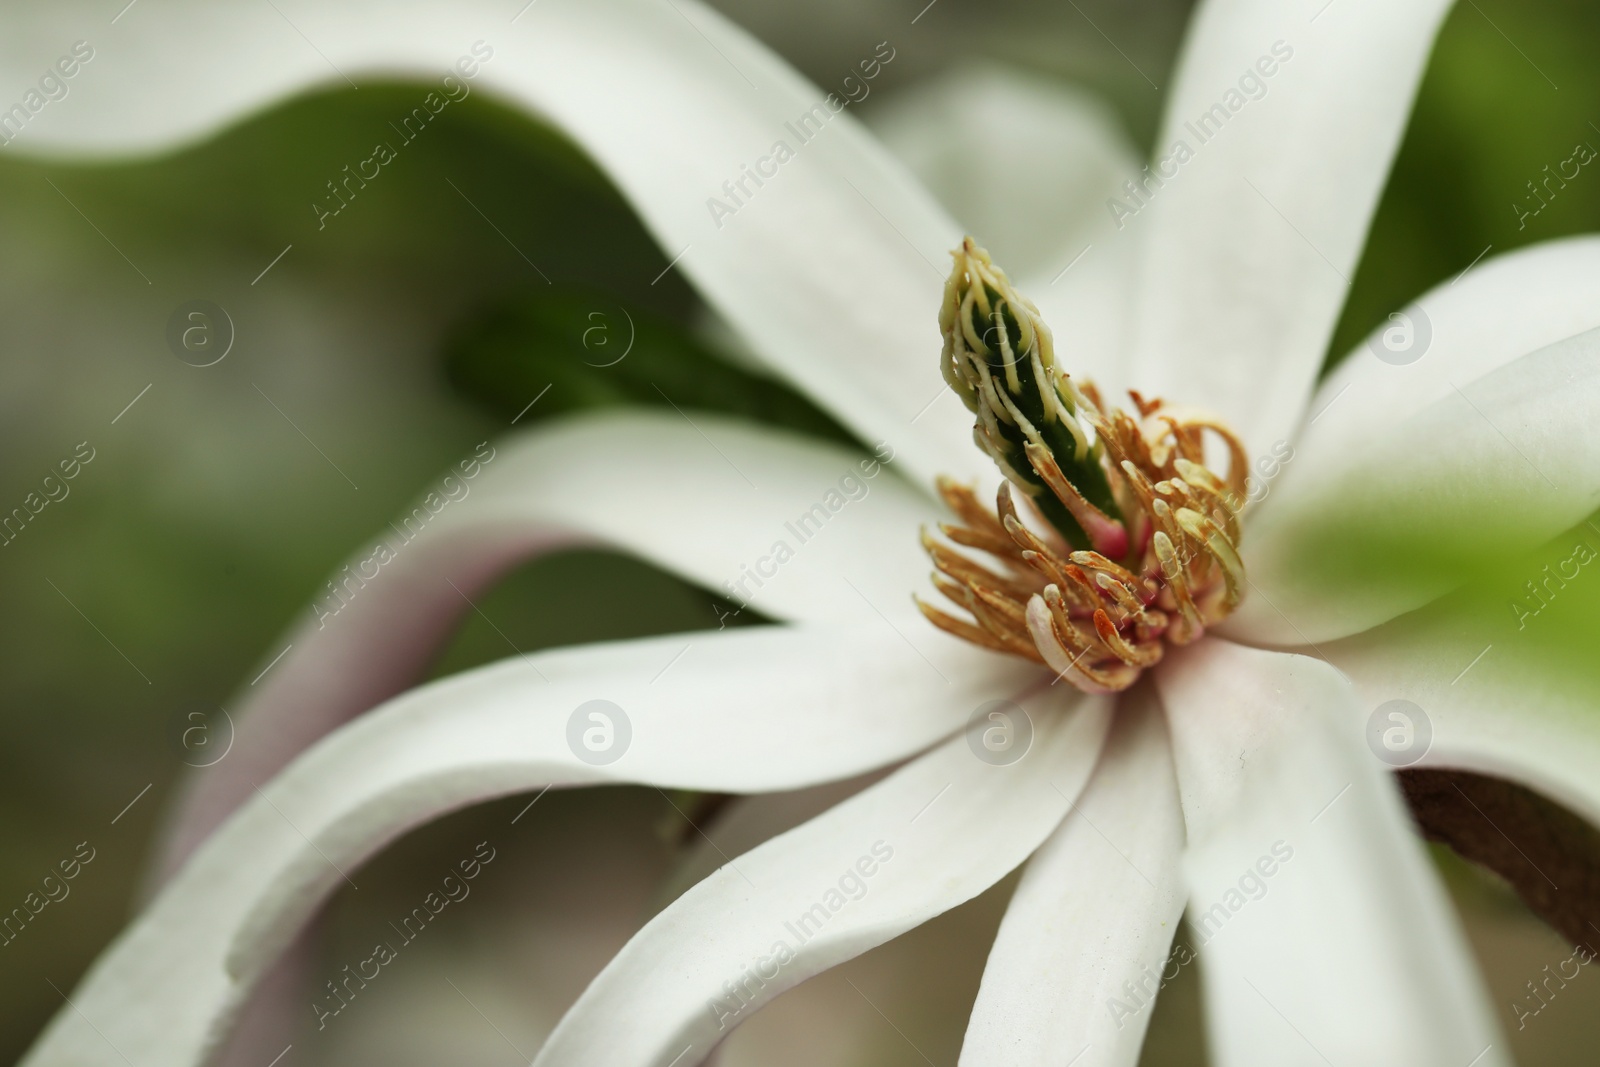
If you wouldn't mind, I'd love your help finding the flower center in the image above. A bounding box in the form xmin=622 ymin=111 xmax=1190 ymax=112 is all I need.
xmin=916 ymin=239 xmax=1249 ymax=694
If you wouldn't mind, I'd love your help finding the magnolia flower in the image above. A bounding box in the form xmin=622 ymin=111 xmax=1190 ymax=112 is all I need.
xmin=17 ymin=0 xmax=1600 ymax=1065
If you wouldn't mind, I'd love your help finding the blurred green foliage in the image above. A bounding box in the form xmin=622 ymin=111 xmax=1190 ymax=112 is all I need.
xmin=442 ymin=288 xmax=857 ymax=446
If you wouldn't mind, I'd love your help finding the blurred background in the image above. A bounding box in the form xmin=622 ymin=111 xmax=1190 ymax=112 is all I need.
xmin=3 ymin=0 xmax=1599 ymax=1062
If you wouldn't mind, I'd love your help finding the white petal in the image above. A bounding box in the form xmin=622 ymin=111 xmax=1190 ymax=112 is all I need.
xmin=652 ymin=772 xmax=891 ymax=911
xmin=156 ymin=410 xmax=939 ymax=873
xmin=24 ymin=624 xmax=1034 ymax=1067
xmin=1231 ymin=323 xmax=1600 ymax=644
xmin=1293 ymin=236 xmax=1600 ymax=455
xmin=715 ymin=856 xmax=1010 ymax=1066
xmin=429 ymin=413 xmax=934 ymax=626
xmin=868 ymin=64 xmax=1139 ymax=284
xmin=205 ymin=937 xmax=315 ymax=1067
xmin=1025 ymin=207 xmax=1142 ymax=409
xmin=866 ymin=65 xmax=1146 ymax=403
xmin=310 ymin=789 xmax=690 ymax=1066
xmin=1323 ymin=521 xmax=1600 ymax=830
xmin=1235 ymin=238 xmax=1600 ymax=641
xmin=1157 ymin=639 xmax=1506 ymax=1067
xmin=5 ymin=0 xmax=972 ymax=483
xmin=531 ymin=694 xmax=1114 ymax=1066
xmin=959 ymin=687 xmax=1185 ymax=1067
xmin=1127 ymin=0 xmax=1452 ymax=451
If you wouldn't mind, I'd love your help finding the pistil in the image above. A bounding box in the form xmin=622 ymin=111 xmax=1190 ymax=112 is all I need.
xmin=917 ymin=240 xmax=1249 ymax=693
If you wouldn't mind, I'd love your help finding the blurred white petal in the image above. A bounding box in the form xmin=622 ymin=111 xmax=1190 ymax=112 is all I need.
xmin=1157 ymin=639 xmax=1506 ymax=1067
xmin=866 ymin=63 xmax=1144 ymax=401
xmin=652 ymin=772 xmax=892 ymax=912
xmin=533 ymin=693 xmax=1113 ymax=1066
xmin=1325 ymin=528 xmax=1600 ymax=829
xmin=1233 ymin=324 xmax=1600 ymax=645
xmin=1128 ymin=0 xmax=1453 ymax=451
xmin=869 ymin=63 xmax=1138 ymax=283
xmin=158 ymin=411 xmax=940 ymax=873
xmin=960 ymin=687 xmax=1185 ymax=1067
xmin=23 ymin=623 xmax=1034 ymax=1067
xmin=4 ymin=0 xmax=973 ymax=484
xmin=1292 ymin=237 xmax=1600 ymax=457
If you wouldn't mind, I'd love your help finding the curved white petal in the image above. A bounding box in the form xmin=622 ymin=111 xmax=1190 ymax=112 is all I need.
xmin=206 ymin=936 xmax=316 ymax=1067
xmin=4 ymin=0 xmax=971 ymax=484
xmin=1291 ymin=236 xmax=1600 ymax=457
xmin=531 ymin=693 xmax=1114 ymax=1066
xmin=1322 ymin=518 xmax=1600 ymax=831
xmin=653 ymin=769 xmax=1028 ymax=1064
xmin=427 ymin=414 xmax=935 ymax=626
xmin=1127 ymin=0 xmax=1452 ymax=452
xmin=308 ymin=789 xmax=689 ymax=1066
xmin=867 ymin=64 xmax=1143 ymax=404
xmin=1025 ymin=206 xmax=1143 ymax=409
xmin=1230 ymin=323 xmax=1600 ymax=645
xmin=1232 ymin=237 xmax=1600 ymax=642
xmin=959 ymin=687 xmax=1185 ymax=1067
xmin=156 ymin=410 xmax=938 ymax=874
xmin=24 ymin=624 xmax=1035 ymax=1067
xmin=1157 ymin=639 xmax=1506 ymax=1067
xmin=220 ymin=791 xmax=680 ymax=1067
xmin=652 ymin=771 xmax=891 ymax=912
xmin=868 ymin=64 xmax=1139 ymax=285
xmin=715 ymin=859 xmax=1011 ymax=1067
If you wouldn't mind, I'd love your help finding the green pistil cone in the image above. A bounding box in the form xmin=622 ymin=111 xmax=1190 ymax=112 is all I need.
xmin=940 ymin=240 xmax=1121 ymax=548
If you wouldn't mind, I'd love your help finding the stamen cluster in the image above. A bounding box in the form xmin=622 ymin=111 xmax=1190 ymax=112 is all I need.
xmin=917 ymin=240 xmax=1249 ymax=693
